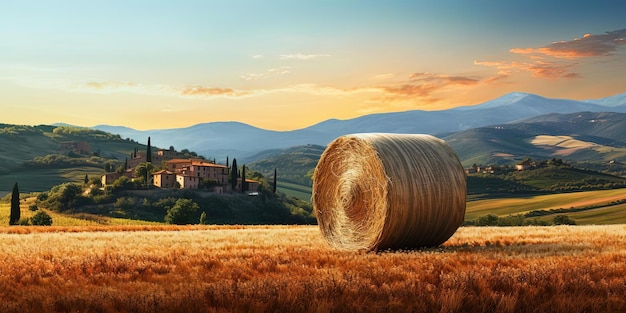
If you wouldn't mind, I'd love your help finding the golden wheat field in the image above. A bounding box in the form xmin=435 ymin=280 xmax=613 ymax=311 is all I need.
xmin=0 ymin=225 xmax=625 ymax=313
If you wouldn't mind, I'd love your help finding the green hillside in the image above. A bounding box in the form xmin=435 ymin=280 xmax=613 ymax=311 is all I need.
xmin=518 ymin=112 xmax=626 ymax=145
xmin=277 ymin=181 xmax=312 ymax=201
xmin=0 ymin=124 xmax=145 ymax=192
xmin=468 ymin=164 xmax=626 ymax=199
xmin=444 ymin=112 xmax=626 ymax=167
xmin=445 ymin=127 xmax=545 ymax=166
xmin=465 ymin=188 xmax=626 ymax=225
xmin=248 ymin=144 xmax=324 ymax=187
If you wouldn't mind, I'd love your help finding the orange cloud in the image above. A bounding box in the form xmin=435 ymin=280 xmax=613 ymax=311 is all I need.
xmin=68 ymin=72 xmax=495 ymax=108
xmin=73 ymin=80 xmax=381 ymax=99
xmin=74 ymin=81 xmax=248 ymax=98
xmin=474 ymin=60 xmax=578 ymax=79
xmin=377 ymin=72 xmax=485 ymax=103
xmin=510 ymin=29 xmax=626 ymax=59
xmin=408 ymin=72 xmax=480 ymax=85
xmin=477 ymin=29 xmax=625 ymax=79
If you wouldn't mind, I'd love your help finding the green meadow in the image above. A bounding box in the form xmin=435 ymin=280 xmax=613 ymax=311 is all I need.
xmin=0 ymin=167 xmax=104 ymax=192
xmin=277 ymin=181 xmax=312 ymax=201
xmin=465 ymin=188 xmax=626 ymax=224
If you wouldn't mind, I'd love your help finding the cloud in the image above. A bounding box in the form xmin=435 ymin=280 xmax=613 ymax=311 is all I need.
xmin=72 ymin=81 xmax=248 ymax=98
xmin=409 ymin=72 xmax=480 ymax=85
xmin=47 ymin=71 xmax=493 ymax=108
xmin=176 ymin=86 xmax=239 ymax=97
xmin=279 ymin=53 xmax=330 ymax=60
xmin=510 ymin=29 xmax=626 ymax=59
xmin=474 ymin=59 xmax=579 ymax=79
xmin=252 ymin=54 xmax=264 ymax=59
xmin=240 ymin=66 xmax=291 ymax=81
xmin=482 ymin=74 xmax=511 ymax=84
xmin=476 ymin=29 xmax=626 ymax=79
xmin=71 ymin=81 xmax=154 ymax=94
xmin=82 ymin=81 xmax=138 ymax=90
xmin=381 ymin=84 xmax=439 ymax=100
xmin=70 ymin=80 xmax=380 ymax=100
xmin=374 ymin=72 xmax=485 ymax=103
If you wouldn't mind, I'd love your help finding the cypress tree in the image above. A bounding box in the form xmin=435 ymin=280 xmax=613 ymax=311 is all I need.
xmin=273 ymin=168 xmax=277 ymax=193
xmin=84 ymin=174 xmax=89 ymax=184
xmin=226 ymin=156 xmax=229 ymax=168
xmin=146 ymin=137 xmax=152 ymax=163
xmin=241 ymin=165 xmax=247 ymax=193
xmin=230 ymin=158 xmax=238 ymax=190
xmin=9 ymin=182 xmax=20 ymax=225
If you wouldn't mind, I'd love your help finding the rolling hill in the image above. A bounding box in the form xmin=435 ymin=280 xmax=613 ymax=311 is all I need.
xmin=93 ymin=91 xmax=626 ymax=160
xmin=4 ymin=91 xmax=626 ymax=197
xmin=444 ymin=111 xmax=626 ymax=167
xmin=246 ymin=144 xmax=324 ymax=186
xmin=0 ymin=125 xmax=146 ymax=192
xmin=242 ymin=111 xmax=626 ymax=200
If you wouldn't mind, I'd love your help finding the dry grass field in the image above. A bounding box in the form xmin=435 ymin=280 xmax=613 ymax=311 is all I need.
xmin=1 ymin=225 xmax=625 ymax=312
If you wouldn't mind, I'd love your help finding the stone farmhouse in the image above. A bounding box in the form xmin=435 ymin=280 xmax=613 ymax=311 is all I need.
xmin=101 ymin=146 xmax=259 ymax=192
xmin=154 ymin=158 xmax=259 ymax=192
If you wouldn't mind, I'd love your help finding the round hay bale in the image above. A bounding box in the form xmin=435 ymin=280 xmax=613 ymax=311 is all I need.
xmin=312 ymin=133 xmax=466 ymax=251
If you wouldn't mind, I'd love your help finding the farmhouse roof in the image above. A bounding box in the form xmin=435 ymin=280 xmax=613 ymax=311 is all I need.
xmin=152 ymin=170 xmax=176 ymax=175
xmin=166 ymin=159 xmax=194 ymax=164
xmin=191 ymin=161 xmax=228 ymax=168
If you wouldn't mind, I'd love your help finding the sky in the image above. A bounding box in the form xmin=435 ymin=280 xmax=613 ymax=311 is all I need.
xmin=1 ymin=0 xmax=625 ymax=131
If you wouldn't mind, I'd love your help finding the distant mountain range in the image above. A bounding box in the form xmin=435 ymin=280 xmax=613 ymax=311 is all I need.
xmin=93 ymin=91 xmax=626 ymax=161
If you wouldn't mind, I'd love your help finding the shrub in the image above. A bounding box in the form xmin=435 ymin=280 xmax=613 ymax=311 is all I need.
xmin=154 ymin=197 xmax=177 ymax=211
xmin=39 ymin=183 xmax=88 ymax=212
xmin=475 ymin=214 xmax=499 ymax=226
xmin=165 ymin=199 xmax=200 ymax=225
xmin=31 ymin=211 xmax=53 ymax=226
xmin=110 ymin=176 xmax=142 ymax=192
xmin=553 ymin=215 xmax=576 ymax=225
xmin=115 ymin=197 xmax=137 ymax=211
xmin=496 ymin=215 xmax=526 ymax=226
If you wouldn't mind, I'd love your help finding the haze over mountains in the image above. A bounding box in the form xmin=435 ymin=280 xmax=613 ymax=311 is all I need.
xmin=93 ymin=92 xmax=626 ymax=161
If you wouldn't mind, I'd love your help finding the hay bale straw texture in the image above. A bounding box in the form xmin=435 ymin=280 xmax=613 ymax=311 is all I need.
xmin=313 ymin=133 xmax=466 ymax=251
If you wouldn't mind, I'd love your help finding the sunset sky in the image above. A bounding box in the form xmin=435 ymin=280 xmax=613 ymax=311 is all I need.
xmin=1 ymin=1 xmax=625 ymax=130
